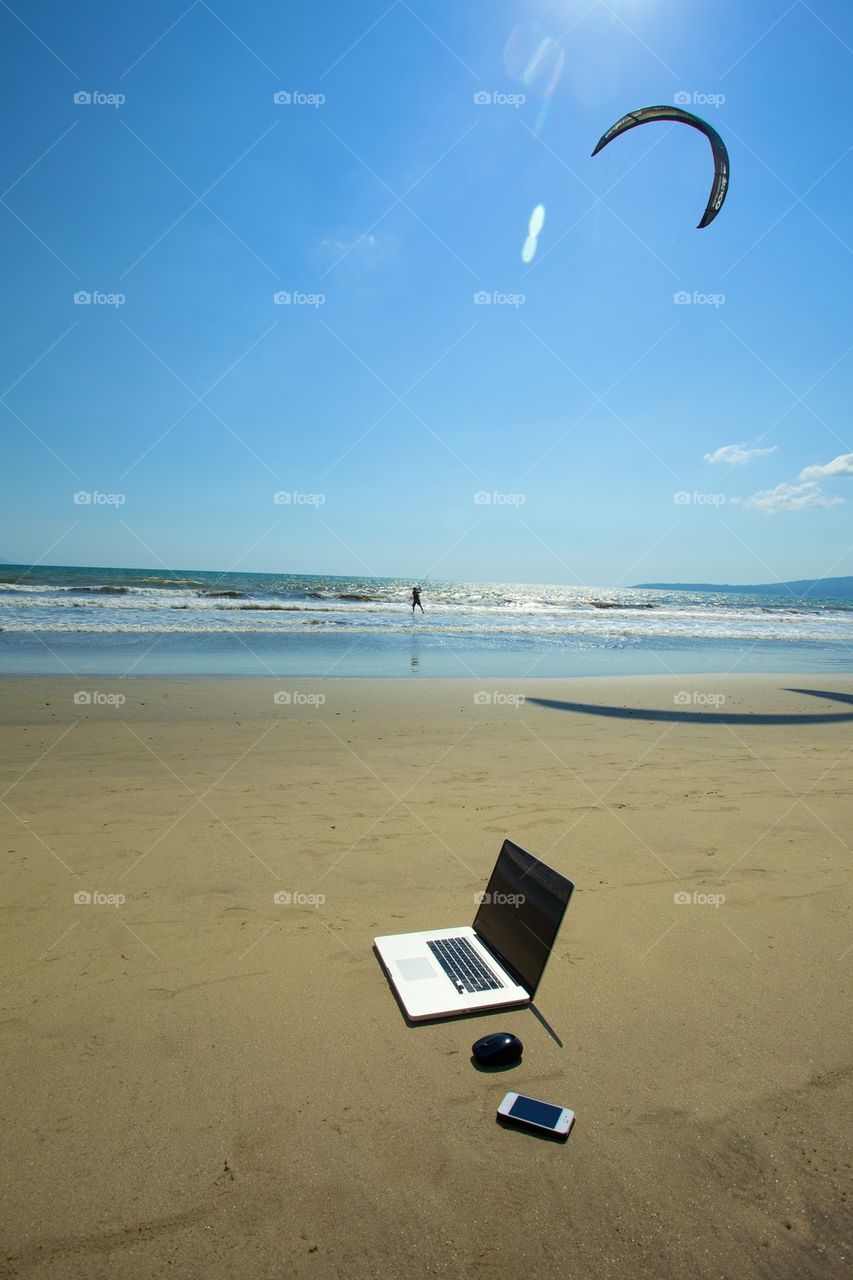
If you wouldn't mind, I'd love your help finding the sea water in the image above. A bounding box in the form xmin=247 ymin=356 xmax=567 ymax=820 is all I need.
xmin=1 ymin=564 xmax=851 ymax=677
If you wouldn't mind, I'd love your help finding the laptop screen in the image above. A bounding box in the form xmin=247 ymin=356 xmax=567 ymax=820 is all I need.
xmin=472 ymin=840 xmax=574 ymax=996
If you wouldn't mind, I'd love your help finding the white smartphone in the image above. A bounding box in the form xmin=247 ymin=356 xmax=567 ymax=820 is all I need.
xmin=496 ymin=1091 xmax=574 ymax=1139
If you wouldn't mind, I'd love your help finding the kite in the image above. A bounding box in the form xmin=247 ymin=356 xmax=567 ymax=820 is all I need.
xmin=592 ymin=105 xmax=730 ymax=229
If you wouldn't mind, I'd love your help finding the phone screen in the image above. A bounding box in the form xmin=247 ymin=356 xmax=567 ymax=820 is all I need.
xmin=508 ymin=1095 xmax=564 ymax=1129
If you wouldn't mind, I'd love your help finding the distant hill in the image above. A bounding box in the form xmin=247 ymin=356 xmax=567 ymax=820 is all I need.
xmin=633 ymin=576 xmax=853 ymax=601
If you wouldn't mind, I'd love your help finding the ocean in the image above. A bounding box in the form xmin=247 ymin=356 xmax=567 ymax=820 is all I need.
xmin=1 ymin=564 xmax=851 ymax=677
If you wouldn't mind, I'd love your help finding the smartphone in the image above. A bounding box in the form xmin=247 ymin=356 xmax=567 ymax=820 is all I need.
xmin=496 ymin=1091 xmax=574 ymax=1139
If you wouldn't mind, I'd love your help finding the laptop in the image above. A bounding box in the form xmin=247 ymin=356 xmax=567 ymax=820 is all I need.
xmin=374 ymin=839 xmax=574 ymax=1021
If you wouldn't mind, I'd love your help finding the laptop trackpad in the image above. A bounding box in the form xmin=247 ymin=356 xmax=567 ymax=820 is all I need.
xmin=397 ymin=957 xmax=438 ymax=982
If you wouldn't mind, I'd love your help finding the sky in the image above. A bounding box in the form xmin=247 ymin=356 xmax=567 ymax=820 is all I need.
xmin=1 ymin=0 xmax=852 ymax=587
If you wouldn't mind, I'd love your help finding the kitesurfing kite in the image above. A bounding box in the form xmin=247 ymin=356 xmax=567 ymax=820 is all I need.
xmin=591 ymin=105 xmax=730 ymax=229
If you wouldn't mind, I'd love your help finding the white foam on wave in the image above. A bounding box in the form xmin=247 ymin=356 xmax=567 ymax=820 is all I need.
xmin=2 ymin=613 xmax=851 ymax=643
xmin=3 ymin=575 xmax=851 ymax=648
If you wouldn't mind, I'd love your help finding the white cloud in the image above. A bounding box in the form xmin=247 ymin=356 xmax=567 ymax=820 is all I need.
xmin=798 ymin=452 xmax=853 ymax=480
xmin=703 ymin=442 xmax=777 ymax=465
xmin=743 ymin=481 xmax=843 ymax=514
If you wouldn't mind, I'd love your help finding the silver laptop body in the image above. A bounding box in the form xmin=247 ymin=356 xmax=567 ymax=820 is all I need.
xmin=374 ymin=839 xmax=574 ymax=1022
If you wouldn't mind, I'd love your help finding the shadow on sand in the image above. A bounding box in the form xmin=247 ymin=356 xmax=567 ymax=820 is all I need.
xmin=525 ymin=687 xmax=853 ymax=727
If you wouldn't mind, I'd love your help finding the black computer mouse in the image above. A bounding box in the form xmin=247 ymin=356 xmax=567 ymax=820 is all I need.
xmin=472 ymin=1032 xmax=523 ymax=1067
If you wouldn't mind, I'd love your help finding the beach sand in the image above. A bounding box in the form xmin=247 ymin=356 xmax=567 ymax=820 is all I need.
xmin=1 ymin=674 xmax=850 ymax=1279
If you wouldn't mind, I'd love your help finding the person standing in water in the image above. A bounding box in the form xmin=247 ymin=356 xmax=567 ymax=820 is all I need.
xmin=411 ymin=585 xmax=424 ymax=614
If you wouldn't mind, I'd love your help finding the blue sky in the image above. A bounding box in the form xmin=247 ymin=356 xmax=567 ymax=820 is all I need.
xmin=2 ymin=0 xmax=852 ymax=586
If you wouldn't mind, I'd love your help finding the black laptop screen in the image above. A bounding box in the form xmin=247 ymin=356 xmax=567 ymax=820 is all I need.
xmin=472 ymin=840 xmax=574 ymax=996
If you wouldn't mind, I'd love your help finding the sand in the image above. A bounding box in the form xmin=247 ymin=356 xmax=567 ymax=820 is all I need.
xmin=0 ymin=674 xmax=850 ymax=1279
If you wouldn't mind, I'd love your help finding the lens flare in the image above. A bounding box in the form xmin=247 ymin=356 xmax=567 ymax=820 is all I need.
xmin=522 ymin=205 xmax=545 ymax=263
xmin=504 ymin=23 xmax=565 ymax=99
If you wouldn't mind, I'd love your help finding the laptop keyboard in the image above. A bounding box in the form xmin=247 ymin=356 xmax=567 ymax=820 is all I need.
xmin=426 ymin=937 xmax=505 ymax=994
